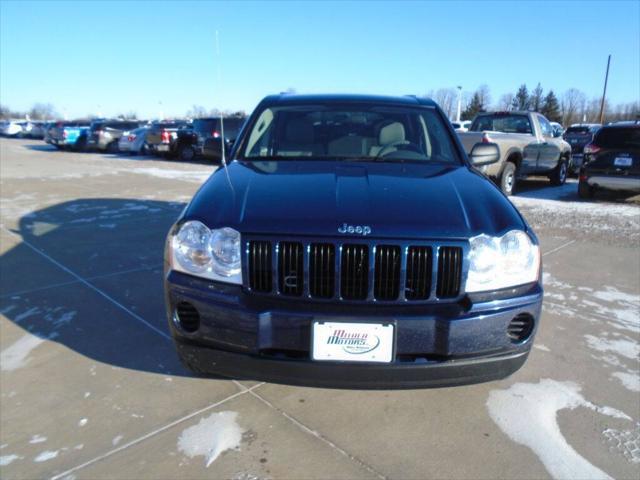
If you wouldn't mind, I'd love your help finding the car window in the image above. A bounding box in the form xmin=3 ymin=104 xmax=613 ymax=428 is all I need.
xmin=240 ymin=104 xmax=460 ymax=164
xmin=594 ymin=127 xmax=640 ymax=149
xmin=471 ymin=114 xmax=532 ymax=134
xmin=537 ymin=115 xmax=552 ymax=137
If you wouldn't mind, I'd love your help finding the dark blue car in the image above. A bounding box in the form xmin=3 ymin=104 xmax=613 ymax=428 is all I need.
xmin=164 ymin=94 xmax=543 ymax=388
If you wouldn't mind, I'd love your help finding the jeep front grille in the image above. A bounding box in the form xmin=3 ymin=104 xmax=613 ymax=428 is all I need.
xmin=246 ymin=238 xmax=464 ymax=303
xmin=248 ymin=240 xmax=272 ymax=292
xmin=309 ymin=243 xmax=335 ymax=298
xmin=436 ymin=246 xmax=463 ymax=298
xmin=340 ymin=244 xmax=369 ymax=300
xmin=278 ymin=241 xmax=303 ymax=296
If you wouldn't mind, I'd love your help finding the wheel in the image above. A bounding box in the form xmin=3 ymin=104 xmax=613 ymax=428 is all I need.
xmin=499 ymin=162 xmax=517 ymax=196
xmin=75 ymin=137 xmax=87 ymax=152
xmin=578 ymin=180 xmax=595 ymax=199
xmin=178 ymin=145 xmax=196 ymax=162
xmin=550 ymin=158 xmax=568 ymax=186
xmin=106 ymin=141 xmax=119 ymax=153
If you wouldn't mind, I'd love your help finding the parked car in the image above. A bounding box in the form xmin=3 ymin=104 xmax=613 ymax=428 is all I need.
xmin=87 ymin=120 xmax=141 ymax=152
xmin=18 ymin=121 xmax=46 ymax=139
xmin=451 ymin=120 xmax=471 ymax=132
xmin=175 ymin=116 xmax=246 ymax=162
xmin=117 ymin=127 xmax=150 ymax=155
xmin=578 ymin=123 xmax=640 ymax=198
xmin=48 ymin=120 xmax=91 ymax=150
xmin=0 ymin=120 xmax=23 ymax=137
xmin=563 ymin=124 xmax=600 ymax=173
xmin=458 ymin=111 xmax=572 ymax=195
xmin=164 ymin=93 xmax=543 ymax=388
xmin=145 ymin=120 xmax=188 ymax=156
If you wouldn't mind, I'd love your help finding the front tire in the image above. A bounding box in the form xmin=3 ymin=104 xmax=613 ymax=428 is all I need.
xmin=499 ymin=162 xmax=517 ymax=196
xmin=178 ymin=145 xmax=195 ymax=162
xmin=550 ymin=158 xmax=568 ymax=186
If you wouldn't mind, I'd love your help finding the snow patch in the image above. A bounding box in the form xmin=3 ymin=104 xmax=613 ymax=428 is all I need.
xmin=487 ymin=379 xmax=630 ymax=480
xmin=178 ymin=411 xmax=244 ymax=467
xmin=29 ymin=435 xmax=47 ymax=444
xmin=612 ymin=372 xmax=640 ymax=392
xmin=0 ymin=454 xmax=20 ymax=466
xmin=34 ymin=450 xmax=58 ymax=462
xmin=78 ymin=418 xmax=88 ymax=427
xmin=584 ymin=335 xmax=639 ymax=360
xmin=534 ymin=344 xmax=551 ymax=352
xmin=112 ymin=435 xmax=123 ymax=446
xmin=0 ymin=333 xmax=46 ymax=371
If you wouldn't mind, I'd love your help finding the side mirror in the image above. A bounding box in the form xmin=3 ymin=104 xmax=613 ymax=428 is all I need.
xmin=469 ymin=142 xmax=500 ymax=167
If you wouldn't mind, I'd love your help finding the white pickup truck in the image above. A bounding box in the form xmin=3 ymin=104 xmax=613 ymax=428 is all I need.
xmin=458 ymin=111 xmax=572 ymax=195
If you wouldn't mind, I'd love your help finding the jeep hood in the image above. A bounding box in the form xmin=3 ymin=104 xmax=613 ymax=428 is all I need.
xmin=185 ymin=160 xmax=525 ymax=240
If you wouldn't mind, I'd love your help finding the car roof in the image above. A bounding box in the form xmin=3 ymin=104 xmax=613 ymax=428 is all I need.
xmin=599 ymin=123 xmax=640 ymax=130
xmin=259 ymin=93 xmax=437 ymax=108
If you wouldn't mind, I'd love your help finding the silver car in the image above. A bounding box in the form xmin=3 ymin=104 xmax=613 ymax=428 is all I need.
xmin=117 ymin=127 xmax=149 ymax=155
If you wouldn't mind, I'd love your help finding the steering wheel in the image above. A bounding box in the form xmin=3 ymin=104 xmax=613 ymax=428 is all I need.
xmin=376 ymin=140 xmax=421 ymax=158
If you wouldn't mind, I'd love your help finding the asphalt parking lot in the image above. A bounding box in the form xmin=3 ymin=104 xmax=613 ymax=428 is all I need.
xmin=1 ymin=138 xmax=639 ymax=480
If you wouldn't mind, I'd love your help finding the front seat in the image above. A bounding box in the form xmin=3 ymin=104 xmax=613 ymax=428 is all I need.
xmin=369 ymin=122 xmax=406 ymax=156
xmin=277 ymin=120 xmax=320 ymax=156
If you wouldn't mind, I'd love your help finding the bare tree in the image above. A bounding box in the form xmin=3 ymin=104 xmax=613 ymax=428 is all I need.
xmin=28 ymin=103 xmax=57 ymax=120
xmin=497 ymin=93 xmax=515 ymax=110
xmin=476 ymin=84 xmax=491 ymax=110
xmin=186 ymin=105 xmax=208 ymax=118
xmin=561 ymin=88 xmax=587 ymax=126
xmin=432 ymin=88 xmax=457 ymax=118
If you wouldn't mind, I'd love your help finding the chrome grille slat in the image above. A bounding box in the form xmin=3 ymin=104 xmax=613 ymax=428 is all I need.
xmin=405 ymin=246 xmax=432 ymax=300
xmin=436 ymin=246 xmax=462 ymax=298
xmin=374 ymin=245 xmax=400 ymax=300
xmin=278 ymin=241 xmax=303 ymax=296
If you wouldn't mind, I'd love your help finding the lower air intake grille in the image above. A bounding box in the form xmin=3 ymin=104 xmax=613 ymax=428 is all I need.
xmin=340 ymin=244 xmax=369 ymax=300
xmin=405 ymin=246 xmax=432 ymax=300
xmin=249 ymin=240 xmax=272 ymax=292
xmin=278 ymin=242 xmax=303 ymax=296
xmin=507 ymin=314 xmax=534 ymax=342
xmin=436 ymin=246 xmax=462 ymax=298
xmin=374 ymin=245 xmax=401 ymax=300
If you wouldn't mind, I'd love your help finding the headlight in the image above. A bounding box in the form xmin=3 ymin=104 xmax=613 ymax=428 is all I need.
xmin=465 ymin=230 xmax=540 ymax=293
xmin=171 ymin=221 xmax=242 ymax=284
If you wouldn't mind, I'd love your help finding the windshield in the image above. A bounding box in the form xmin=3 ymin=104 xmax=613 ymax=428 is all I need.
xmin=594 ymin=127 xmax=640 ymax=149
xmin=239 ymin=104 xmax=461 ymax=164
xmin=470 ymin=114 xmax=532 ymax=134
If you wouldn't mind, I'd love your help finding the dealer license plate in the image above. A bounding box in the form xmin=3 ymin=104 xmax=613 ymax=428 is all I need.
xmin=312 ymin=322 xmax=394 ymax=363
xmin=614 ymin=156 xmax=632 ymax=167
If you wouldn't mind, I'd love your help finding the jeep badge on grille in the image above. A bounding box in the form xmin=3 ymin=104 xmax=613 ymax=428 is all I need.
xmin=338 ymin=223 xmax=372 ymax=236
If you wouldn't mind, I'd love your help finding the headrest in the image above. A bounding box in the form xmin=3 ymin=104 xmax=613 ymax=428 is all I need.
xmin=285 ymin=120 xmax=314 ymax=143
xmin=379 ymin=122 xmax=405 ymax=144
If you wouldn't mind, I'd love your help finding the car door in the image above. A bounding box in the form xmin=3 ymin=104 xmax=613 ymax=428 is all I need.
xmin=536 ymin=115 xmax=561 ymax=172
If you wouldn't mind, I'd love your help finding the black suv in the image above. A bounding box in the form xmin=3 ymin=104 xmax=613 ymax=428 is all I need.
xmin=578 ymin=123 xmax=640 ymax=198
xmin=175 ymin=116 xmax=246 ymax=162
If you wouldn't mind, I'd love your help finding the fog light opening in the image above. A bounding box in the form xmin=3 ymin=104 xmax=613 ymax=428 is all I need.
xmin=174 ymin=302 xmax=200 ymax=333
xmin=507 ymin=313 xmax=534 ymax=343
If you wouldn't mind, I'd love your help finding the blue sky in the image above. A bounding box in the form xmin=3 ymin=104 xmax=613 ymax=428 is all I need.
xmin=1 ymin=0 xmax=638 ymax=119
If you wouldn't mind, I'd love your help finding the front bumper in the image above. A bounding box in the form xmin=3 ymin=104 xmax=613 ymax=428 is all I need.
xmin=166 ymin=271 xmax=542 ymax=388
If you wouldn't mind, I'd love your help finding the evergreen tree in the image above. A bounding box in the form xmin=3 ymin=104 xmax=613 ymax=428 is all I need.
xmin=461 ymin=92 xmax=483 ymax=121
xmin=512 ymin=84 xmax=530 ymax=110
xmin=530 ymin=83 xmax=544 ymax=112
xmin=541 ymin=90 xmax=561 ymax=122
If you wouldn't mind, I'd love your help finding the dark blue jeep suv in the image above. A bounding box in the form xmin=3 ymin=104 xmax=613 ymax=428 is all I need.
xmin=164 ymin=94 xmax=543 ymax=388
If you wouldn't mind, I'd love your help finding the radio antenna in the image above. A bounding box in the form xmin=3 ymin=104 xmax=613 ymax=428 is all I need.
xmin=215 ymin=30 xmax=226 ymax=166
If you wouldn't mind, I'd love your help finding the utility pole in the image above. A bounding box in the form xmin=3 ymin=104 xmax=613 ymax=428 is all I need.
xmin=456 ymin=86 xmax=462 ymax=122
xmin=598 ymin=55 xmax=611 ymax=124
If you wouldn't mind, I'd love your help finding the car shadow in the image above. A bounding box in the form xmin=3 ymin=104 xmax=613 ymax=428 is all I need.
xmin=22 ymin=143 xmax=58 ymax=152
xmin=513 ymin=177 xmax=639 ymax=204
xmin=0 ymin=197 xmax=227 ymax=378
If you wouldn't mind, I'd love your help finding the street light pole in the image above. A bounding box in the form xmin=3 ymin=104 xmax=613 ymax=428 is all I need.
xmin=598 ymin=55 xmax=611 ymax=124
xmin=456 ymin=86 xmax=462 ymax=122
